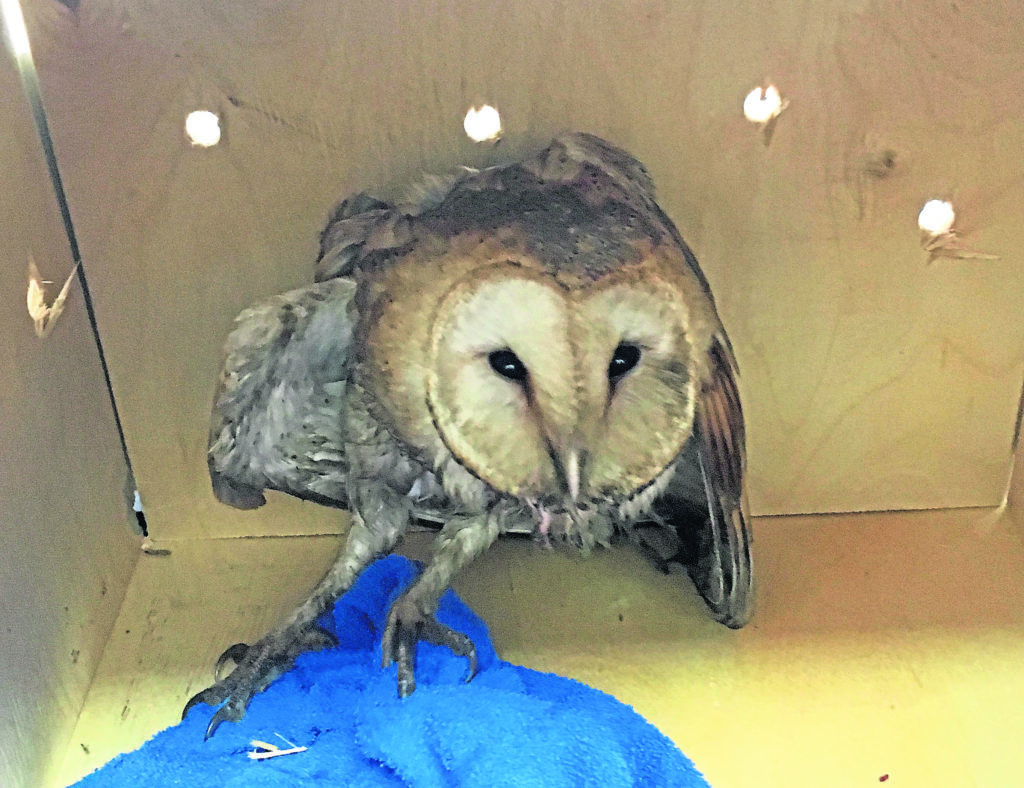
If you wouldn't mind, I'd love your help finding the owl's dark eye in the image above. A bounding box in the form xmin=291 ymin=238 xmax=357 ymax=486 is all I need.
xmin=489 ymin=349 xmax=528 ymax=382
xmin=608 ymin=343 xmax=641 ymax=380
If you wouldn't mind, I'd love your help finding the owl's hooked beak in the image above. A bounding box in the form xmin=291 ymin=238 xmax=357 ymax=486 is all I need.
xmin=547 ymin=443 xmax=586 ymax=503
xmin=566 ymin=450 xmax=580 ymax=501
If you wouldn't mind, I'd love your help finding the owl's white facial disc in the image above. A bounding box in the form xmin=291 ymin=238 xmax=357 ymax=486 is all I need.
xmin=579 ymin=277 xmax=697 ymax=494
xmin=426 ymin=262 xmax=697 ymax=503
xmin=427 ymin=265 xmax=573 ymax=497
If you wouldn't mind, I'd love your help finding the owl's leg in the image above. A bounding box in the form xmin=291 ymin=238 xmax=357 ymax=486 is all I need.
xmin=382 ymin=512 xmax=501 ymax=697
xmin=183 ymin=490 xmax=409 ymax=739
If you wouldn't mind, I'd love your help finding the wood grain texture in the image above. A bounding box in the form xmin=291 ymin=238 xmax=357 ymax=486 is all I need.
xmin=0 ymin=46 xmax=138 ymax=788
xmin=52 ymin=536 xmax=341 ymax=785
xmin=20 ymin=0 xmax=1024 ymax=535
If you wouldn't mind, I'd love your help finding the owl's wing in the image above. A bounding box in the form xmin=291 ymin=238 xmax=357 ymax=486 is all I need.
xmin=690 ymin=334 xmax=754 ymax=628
xmin=314 ymin=192 xmax=411 ymax=282
xmin=207 ymin=277 xmax=356 ymax=510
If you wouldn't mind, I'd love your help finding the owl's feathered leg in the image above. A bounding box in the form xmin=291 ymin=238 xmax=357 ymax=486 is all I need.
xmin=183 ymin=494 xmax=409 ymax=739
xmin=382 ymin=511 xmax=502 ymax=697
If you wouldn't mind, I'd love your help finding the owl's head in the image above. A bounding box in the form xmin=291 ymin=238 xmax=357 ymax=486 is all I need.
xmin=362 ymin=234 xmax=718 ymax=511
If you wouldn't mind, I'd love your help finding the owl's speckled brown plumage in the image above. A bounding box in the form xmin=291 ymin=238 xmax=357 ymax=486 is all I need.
xmin=186 ymin=133 xmax=753 ymax=738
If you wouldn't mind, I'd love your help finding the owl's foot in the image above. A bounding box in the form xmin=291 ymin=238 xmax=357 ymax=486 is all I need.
xmin=381 ymin=595 xmax=478 ymax=697
xmin=182 ymin=624 xmax=337 ymax=739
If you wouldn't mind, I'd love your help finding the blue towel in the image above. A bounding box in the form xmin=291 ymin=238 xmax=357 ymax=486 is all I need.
xmin=74 ymin=555 xmax=709 ymax=787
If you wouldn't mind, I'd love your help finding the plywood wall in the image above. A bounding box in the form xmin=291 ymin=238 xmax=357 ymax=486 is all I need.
xmin=1010 ymin=434 xmax=1024 ymax=539
xmin=0 ymin=44 xmax=138 ymax=788
xmin=22 ymin=0 xmax=1024 ymax=537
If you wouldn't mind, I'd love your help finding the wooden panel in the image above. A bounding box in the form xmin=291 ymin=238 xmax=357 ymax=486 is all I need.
xmin=53 ymin=535 xmax=341 ymax=785
xmin=57 ymin=509 xmax=1024 ymax=786
xmin=23 ymin=0 xmax=1024 ymax=534
xmin=0 ymin=40 xmax=138 ymax=788
xmin=1010 ymin=439 xmax=1024 ymax=541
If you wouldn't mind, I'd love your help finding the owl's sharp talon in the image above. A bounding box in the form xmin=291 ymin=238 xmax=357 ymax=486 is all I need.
xmin=420 ymin=616 xmax=477 ymax=683
xmin=205 ymin=714 xmax=223 ymax=741
xmin=383 ymin=599 xmax=478 ymax=697
xmin=214 ymin=642 xmax=250 ymax=680
xmin=182 ymin=624 xmax=337 ymax=737
xmin=204 ymin=699 xmax=247 ymax=740
xmin=181 ymin=684 xmax=228 ymax=722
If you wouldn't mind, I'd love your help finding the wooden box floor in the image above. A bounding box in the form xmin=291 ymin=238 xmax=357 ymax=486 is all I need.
xmin=54 ymin=509 xmax=1024 ymax=787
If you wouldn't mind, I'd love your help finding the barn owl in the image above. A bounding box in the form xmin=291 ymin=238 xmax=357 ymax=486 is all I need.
xmin=184 ymin=132 xmax=753 ymax=738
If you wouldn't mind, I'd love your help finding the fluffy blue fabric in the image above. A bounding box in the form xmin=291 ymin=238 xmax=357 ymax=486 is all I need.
xmin=74 ymin=556 xmax=709 ymax=787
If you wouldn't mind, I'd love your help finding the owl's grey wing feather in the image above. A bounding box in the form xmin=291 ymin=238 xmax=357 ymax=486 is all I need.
xmin=314 ymin=192 xmax=418 ymax=282
xmin=208 ymin=277 xmax=356 ymax=509
xmin=690 ymin=334 xmax=754 ymax=628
